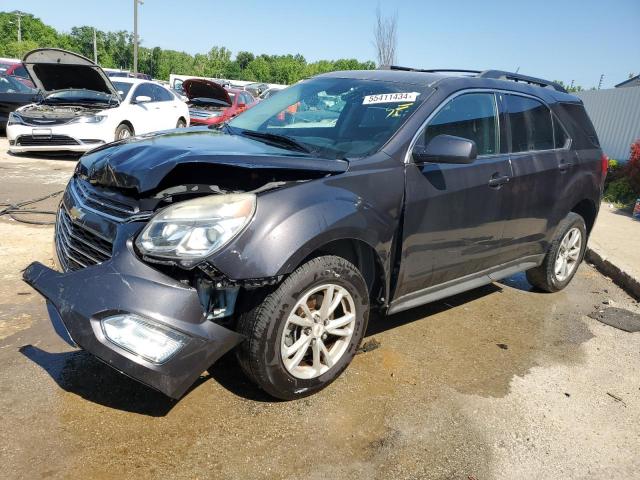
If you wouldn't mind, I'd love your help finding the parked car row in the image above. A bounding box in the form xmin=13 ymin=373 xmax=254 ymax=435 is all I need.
xmin=0 ymin=57 xmax=35 ymax=88
xmin=2 ymin=49 xmax=267 ymax=153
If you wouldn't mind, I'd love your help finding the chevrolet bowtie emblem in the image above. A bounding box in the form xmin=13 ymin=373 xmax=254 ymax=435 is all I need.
xmin=69 ymin=206 xmax=85 ymax=221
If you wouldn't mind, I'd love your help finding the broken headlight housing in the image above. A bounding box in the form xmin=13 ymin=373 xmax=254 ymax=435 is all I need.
xmin=102 ymin=313 xmax=189 ymax=364
xmin=136 ymin=193 xmax=256 ymax=267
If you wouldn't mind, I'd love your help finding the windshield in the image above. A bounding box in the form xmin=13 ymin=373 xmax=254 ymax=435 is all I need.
xmin=45 ymin=89 xmax=114 ymax=104
xmin=0 ymin=74 xmax=34 ymax=93
xmin=228 ymin=77 xmax=431 ymax=159
xmin=113 ymin=81 xmax=133 ymax=100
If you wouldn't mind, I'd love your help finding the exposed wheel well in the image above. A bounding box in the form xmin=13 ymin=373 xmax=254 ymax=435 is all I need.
xmin=117 ymin=121 xmax=134 ymax=134
xmin=303 ymin=239 xmax=386 ymax=303
xmin=571 ymin=199 xmax=597 ymax=234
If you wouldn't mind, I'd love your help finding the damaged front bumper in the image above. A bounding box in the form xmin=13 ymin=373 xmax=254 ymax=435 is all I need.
xmin=22 ymin=233 xmax=244 ymax=399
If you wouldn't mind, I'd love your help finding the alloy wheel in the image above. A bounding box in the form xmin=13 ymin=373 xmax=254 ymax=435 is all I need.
xmin=554 ymin=227 xmax=582 ymax=282
xmin=280 ymin=283 xmax=356 ymax=379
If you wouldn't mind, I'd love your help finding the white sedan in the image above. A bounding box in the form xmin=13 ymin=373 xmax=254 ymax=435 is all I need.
xmin=7 ymin=48 xmax=189 ymax=153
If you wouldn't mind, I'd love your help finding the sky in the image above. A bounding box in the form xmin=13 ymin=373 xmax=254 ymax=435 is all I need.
xmin=2 ymin=0 xmax=639 ymax=88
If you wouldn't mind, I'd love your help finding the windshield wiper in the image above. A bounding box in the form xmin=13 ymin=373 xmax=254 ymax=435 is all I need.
xmin=236 ymin=128 xmax=311 ymax=154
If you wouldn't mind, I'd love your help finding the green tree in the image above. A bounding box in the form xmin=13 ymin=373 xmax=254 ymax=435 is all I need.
xmin=236 ymin=51 xmax=254 ymax=70
xmin=0 ymin=9 xmax=377 ymax=83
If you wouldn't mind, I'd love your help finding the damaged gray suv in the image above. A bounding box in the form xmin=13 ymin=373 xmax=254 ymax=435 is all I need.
xmin=24 ymin=65 xmax=605 ymax=400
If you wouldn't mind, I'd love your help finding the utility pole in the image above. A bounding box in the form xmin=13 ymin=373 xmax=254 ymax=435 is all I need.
xmin=598 ymin=74 xmax=604 ymax=90
xmin=12 ymin=12 xmax=24 ymax=42
xmin=93 ymin=28 xmax=97 ymax=64
xmin=133 ymin=0 xmax=143 ymax=74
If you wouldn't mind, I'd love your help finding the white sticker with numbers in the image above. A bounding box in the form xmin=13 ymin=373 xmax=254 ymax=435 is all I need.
xmin=362 ymin=92 xmax=420 ymax=105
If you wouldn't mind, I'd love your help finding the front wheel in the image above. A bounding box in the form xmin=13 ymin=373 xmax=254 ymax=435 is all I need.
xmin=236 ymin=255 xmax=370 ymax=400
xmin=526 ymin=212 xmax=587 ymax=292
xmin=114 ymin=123 xmax=133 ymax=140
xmin=176 ymin=118 xmax=186 ymax=128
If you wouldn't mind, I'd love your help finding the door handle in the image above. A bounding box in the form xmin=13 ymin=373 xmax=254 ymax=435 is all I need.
xmin=488 ymin=174 xmax=510 ymax=188
xmin=559 ymin=162 xmax=573 ymax=172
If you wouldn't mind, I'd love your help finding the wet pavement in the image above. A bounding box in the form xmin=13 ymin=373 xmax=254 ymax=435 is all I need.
xmin=1 ymin=138 xmax=639 ymax=479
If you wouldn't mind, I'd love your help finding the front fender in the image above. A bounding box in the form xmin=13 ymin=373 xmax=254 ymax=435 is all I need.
xmin=209 ymin=160 xmax=405 ymax=282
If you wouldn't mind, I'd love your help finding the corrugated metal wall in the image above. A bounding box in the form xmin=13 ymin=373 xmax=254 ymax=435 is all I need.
xmin=576 ymin=87 xmax=640 ymax=161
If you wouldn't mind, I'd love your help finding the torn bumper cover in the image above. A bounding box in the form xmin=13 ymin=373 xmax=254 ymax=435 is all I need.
xmin=22 ymin=237 xmax=244 ymax=399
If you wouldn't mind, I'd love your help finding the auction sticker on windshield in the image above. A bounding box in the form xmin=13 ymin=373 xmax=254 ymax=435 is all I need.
xmin=363 ymin=92 xmax=420 ymax=105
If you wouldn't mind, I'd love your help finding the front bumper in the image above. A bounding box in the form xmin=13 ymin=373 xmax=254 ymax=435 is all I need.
xmin=7 ymin=122 xmax=110 ymax=153
xmin=22 ymin=231 xmax=244 ymax=399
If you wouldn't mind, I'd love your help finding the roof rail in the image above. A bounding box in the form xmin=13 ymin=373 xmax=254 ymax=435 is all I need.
xmin=389 ymin=65 xmax=480 ymax=75
xmin=478 ymin=70 xmax=567 ymax=93
xmin=387 ymin=65 xmax=567 ymax=93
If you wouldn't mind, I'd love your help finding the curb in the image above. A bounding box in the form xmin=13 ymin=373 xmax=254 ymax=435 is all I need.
xmin=586 ymin=246 xmax=640 ymax=300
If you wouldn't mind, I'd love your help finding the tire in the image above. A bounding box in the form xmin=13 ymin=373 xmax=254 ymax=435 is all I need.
xmin=236 ymin=255 xmax=370 ymax=400
xmin=114 ymin=123 xmax=133 ymax=140
xmin=176 ymin=118 xmax=186 ymax=128
xmin=526 ymin=212 xmax=587 ymax=292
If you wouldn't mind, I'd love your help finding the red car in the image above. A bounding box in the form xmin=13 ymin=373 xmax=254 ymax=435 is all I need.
xmin=1 ymin=62 xmax=35 ymax=89
xmin=184 ymin=79 xmax=255 ymax=125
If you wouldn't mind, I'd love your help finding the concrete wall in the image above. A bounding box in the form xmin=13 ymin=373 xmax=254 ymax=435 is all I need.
xmin=576 ymin=87 xmax=640 ymax=161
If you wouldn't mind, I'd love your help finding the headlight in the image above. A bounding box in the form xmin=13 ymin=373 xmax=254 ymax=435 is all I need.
xmin=69 ymin=115 xmax=107 ymax=124
xmin=136 ymin=193 xmax=256 ymax=266
xmin=102 ymin=314 xmax=189 ymax=364
xmin=7 ymin=112 xmax=25 ymax=126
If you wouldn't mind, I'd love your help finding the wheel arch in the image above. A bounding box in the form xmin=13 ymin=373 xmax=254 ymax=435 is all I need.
xmin=570 ymin=198 xmax=598 ymax=235
xmin=298 ymin=238 xmax=387 ymax=304
xmin=117 ymin=120 xmax=135 ymax=135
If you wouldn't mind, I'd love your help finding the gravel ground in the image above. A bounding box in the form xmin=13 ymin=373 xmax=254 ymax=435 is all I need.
xmin=0 ymin=137 xmax=639 ymax=480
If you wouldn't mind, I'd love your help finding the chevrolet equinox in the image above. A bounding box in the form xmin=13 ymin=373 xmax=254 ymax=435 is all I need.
xmin=24 ymin=63 xmax=605 ymax=400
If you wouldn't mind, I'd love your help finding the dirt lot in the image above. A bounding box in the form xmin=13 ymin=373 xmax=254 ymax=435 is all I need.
xmin=0 ymin=137 xmax=639 ymax=480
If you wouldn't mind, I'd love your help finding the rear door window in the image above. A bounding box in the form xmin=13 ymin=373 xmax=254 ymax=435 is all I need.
xmin=153 ymin=84 xmax=174 ymax=102
xmin=506 ymin=95 xmax=554 ymax=152
xmin=422 ymin=92 xmax=499 ymax=155
xmin=553 ymin=115 xmax=570 ymax=149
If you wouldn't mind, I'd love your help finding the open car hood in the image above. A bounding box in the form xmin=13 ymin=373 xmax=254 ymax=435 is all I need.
xmin=22 ymin=48 xmax=119 ymax=96
xmin=183 ymin=78 xmax=231 ymax=107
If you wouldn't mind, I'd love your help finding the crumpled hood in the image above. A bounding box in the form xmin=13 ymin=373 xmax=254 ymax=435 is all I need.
xmin=77 ymin=128 xmax=348 ymax=194
xmin=183 ymin=78 xmax=231 ymax=106
xmin=22 ymin=48 xmax=118 ymax=96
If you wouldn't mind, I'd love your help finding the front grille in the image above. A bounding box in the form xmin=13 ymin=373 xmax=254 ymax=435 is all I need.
xmin=16 ymin=135 xmax=78 ymax=146
xmin=71 ymin=179 xmax=140 ymax=221
xmin=55 ymin=205 xmax=113 ymax=271
xmin=20 ymin=117 xmax=74 ymax=127
xmin=189 ymin=109 xmax=218 ymax=119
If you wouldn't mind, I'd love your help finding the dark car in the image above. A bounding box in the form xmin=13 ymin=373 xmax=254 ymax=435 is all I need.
xmin=0 ymin=73 xmax=37 ymax=130
xmin=23 ymin=67 xmax=604 ymax=401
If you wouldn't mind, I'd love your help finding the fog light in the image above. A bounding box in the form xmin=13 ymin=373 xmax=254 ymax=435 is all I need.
xmin=101 ymin=314 xmax=189 ymax=364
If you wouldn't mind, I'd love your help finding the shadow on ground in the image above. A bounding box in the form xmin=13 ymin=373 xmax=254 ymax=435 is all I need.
xmin=19 ymin=271 xmax=593 ymax=413
xmin=19 ymin=345 xmax=181 ymax=416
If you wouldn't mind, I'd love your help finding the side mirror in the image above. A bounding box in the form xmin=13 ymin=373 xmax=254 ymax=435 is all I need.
xmin=412 ymin=134 xmax=477 ymax=164
xmin=134 ymin=95 xmax=152 ymax=104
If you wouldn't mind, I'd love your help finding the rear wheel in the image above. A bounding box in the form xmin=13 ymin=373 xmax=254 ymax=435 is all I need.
xmin=115 ymin=123 xmax=133 ymax=140
xmin=526 ymin=212 xmax=587 ymax=292
xmin=236 ymin=255 xmax=369 ymax=400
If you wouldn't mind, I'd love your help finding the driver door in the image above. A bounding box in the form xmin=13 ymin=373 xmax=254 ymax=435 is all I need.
xmin=129 ymin=83 xmax=163 ymax=133
xmin=394 ymin=91 xmax=513 ymax=299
